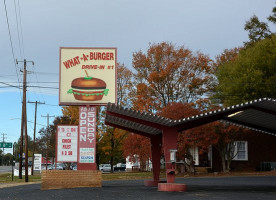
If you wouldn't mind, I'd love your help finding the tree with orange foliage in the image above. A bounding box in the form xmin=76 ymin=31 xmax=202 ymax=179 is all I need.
xmin=132 ymin=42 xmax=214 ymax=112
xmin=61 ymin=106 xmax=79 ymax=125
xmin=123 ymin=133 xmax=151 ymax=171
xmin=125 ymin=42 xmax=214 ymax=172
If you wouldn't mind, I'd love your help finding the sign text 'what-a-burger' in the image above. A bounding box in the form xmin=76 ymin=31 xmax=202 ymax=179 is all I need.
xmin=63 ymin=51 xmax=115 ymax=69
xmin=59 ymin=47 xmax=117 ymax=106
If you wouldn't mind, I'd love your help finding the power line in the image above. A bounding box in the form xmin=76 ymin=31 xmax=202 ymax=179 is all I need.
xmin=0 ymin=81 xmax=21 ymax=89
xmin=1 ymin=81 xmax=59 ymax=83
xmin=35 ymin=72 xmax=58 ymax=75
xmin=28 ymin=85 xmax=59 ymax=89
xmin=0 ymin=82 xmax=58 ymax=90
xmin=16 ymin=0 xmax=25 ymax=57
xmin=3 ymin=0 xmax=16 ymax=63
xmin=13 ymin=0 xmax=23 ymax=60
xmin=3 ymin=0 xmax=22 ymax=99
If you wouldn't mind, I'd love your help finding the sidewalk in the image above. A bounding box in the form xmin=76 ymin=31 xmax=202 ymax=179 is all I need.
xmin=0 ymin=181 xmax=40 ymax=189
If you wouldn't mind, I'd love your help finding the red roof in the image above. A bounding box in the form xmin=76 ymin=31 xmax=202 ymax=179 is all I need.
xmin=41 ymin=157 xmax=52 ymax=164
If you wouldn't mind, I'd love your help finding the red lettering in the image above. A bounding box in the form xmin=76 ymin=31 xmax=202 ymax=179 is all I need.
xmin=110 ymin=52 xmax=114 ymax=60
xmin=62 ymin=139 xmax=71 ymax=143
xmin=89 ymin=52 xmax=114 ymax=60
xmin=63 ymin=56 xmax=80 ymax=69
xmin=63 ymin=145 xmax=71 ymax=149
xmin=69 ymin=59 xmax=74 ymax=66
xmin=73 ymin=56 xmax=80 ymax=65
xmin=63 ymin=61 xmax=70 ymax=69
xmin=82 ymin=54 xmax=88 ymax=61
xmin=98 ymin=52 xmax=102 ymax=60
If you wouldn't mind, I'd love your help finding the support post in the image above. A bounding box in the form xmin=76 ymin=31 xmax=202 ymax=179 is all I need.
xmin=158 ymin=128 xmax=187 ymax=192
xmin=162 ymin=128 xmax=178 ymax=183
xmin=28 ymin=101 xmax=45 ymax=175
xmin=144 ymin=135 xmax=163 ymax=187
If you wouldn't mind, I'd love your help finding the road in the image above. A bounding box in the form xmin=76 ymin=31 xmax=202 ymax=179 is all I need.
xmin=0 ymin=166 xmax=12 ymax=174
xmin=0 ymin=176 xmax=275 ymax=200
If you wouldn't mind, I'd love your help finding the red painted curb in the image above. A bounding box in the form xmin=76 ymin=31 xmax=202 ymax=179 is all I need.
xmin=158 ymin=183 xmax=187 ymax=192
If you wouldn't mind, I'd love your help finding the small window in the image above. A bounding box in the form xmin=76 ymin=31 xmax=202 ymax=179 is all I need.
xmin=233 ymin=141 xmax=248 ymax=161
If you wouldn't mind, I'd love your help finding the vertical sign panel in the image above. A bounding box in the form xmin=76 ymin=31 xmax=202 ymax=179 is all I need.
xmin=78 ymin=106 xmax=97 ymax=170
xmin=56 ymin=125 xmax=78 ymax=162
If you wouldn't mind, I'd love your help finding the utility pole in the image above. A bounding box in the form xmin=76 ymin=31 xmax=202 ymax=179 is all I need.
xmin=41 ymin=114 xmax=55 ymax=170
xmin=28 ymin=101 xmax=45 ymax=175
xmin=17 ymin=59 xmax=34 ymax=182
xmin=1 ymin=133 xmax=7 ymax=166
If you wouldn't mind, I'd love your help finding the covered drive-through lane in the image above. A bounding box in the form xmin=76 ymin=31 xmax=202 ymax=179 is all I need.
xmin=104 ymin=98 xmax=276 ymax=191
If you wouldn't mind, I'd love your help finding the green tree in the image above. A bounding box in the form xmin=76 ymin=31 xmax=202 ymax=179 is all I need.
xmin=244 ymin=15 xmax=271 ymax=47
xmin=3 ymin=153 xmax=14 ymax=166
xmin=244 ymin=4 xmax=276 ymax=47
xmin=13 ymin=136 xmax=34 ymax=162
xmin=36 ymin=116 xmax=71 ymax=164
xmin=214 ymin=35 xmax=276 ymax=106
xmin=268 ymin=5 xmax=276 ymax=24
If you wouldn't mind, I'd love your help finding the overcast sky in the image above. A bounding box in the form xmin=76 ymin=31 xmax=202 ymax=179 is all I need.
xmin=0 ymin=0 xmax=275 ymax=154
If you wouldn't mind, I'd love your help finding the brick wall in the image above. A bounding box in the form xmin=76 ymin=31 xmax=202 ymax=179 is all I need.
xmin=41 ymin=170 xmax=102 ymax=190
xmin=212 ymin=131 xmax=276 ymax=172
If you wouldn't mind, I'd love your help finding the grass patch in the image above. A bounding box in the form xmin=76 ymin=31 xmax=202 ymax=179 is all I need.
xmin=0 ymin=171 xmax=161 ymax=183
xmin=0 ymin=173 xmax=41 ymax=183
xmin=2 ymin=170 xmax=273 ymax=183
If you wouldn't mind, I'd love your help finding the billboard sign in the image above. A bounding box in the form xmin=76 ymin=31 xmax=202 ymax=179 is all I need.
xmin=56 ymin=125 xmax=78 ymax=162
xmin=59 ymin=47 xmax=117 ymax=106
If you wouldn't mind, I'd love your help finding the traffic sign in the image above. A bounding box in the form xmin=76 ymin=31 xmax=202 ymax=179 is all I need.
xmin=0 ymin=142 xmax=13 ymax=148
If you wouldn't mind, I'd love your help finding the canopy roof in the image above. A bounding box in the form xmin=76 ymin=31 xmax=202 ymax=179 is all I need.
xmin=105 ymin=98 xmax=276 ymax=137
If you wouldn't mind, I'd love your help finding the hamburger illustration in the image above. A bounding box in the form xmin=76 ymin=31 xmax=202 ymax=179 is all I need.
xmin=67 ymin=71 xmax=109 ymax=101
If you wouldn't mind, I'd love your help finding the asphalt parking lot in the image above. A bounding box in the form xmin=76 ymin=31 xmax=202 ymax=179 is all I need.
xmin=0 ymin=176 xmax=275 ymax=200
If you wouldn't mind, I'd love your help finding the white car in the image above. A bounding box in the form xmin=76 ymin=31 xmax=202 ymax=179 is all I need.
xmin=100 ymin=164 xmax=111 ymax=172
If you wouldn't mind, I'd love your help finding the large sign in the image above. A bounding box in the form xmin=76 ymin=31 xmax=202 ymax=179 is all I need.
xmin=59 ymin=47 xmax=117 ymax=106
xmin=56 ymin=125 xmax=78 ymax=162
xmin=78 ymin=106 xmax=97 ymax=170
